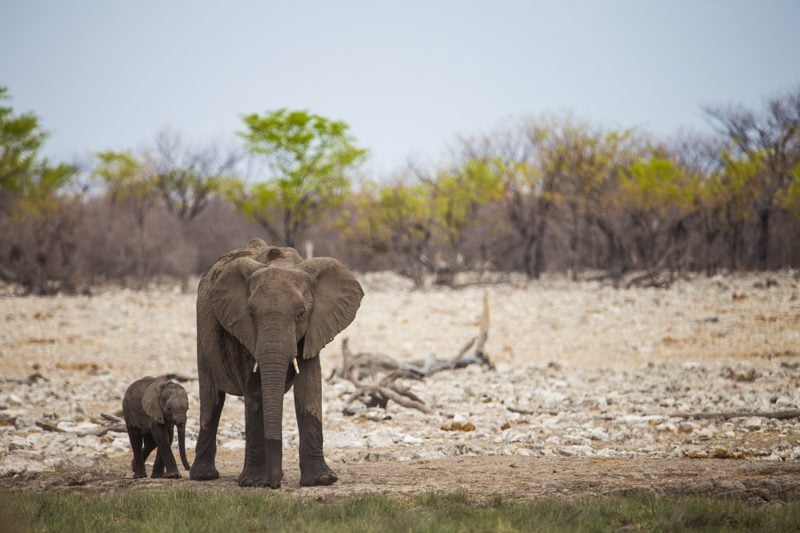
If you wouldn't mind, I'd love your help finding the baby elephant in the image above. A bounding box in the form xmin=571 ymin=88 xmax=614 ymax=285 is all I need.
xmin=122 ymin=376 xmax=191 ymax=479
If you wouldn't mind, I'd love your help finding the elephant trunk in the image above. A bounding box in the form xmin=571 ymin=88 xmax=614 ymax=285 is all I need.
xmin=256 ymin=323 xmax=296 ymax=488
xmin=177 ymin=422 xmax=190 ymax=470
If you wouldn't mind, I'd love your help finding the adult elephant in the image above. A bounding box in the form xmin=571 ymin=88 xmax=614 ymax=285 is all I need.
xmin=189 ymin=239 xmax=363 ymax=488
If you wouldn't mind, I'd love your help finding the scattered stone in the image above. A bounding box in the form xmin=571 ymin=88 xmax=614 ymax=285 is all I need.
xmin=744 ymin=417 xmax=763 ymax=431
xmin=722 ymin=366 xmax=759 ymax=382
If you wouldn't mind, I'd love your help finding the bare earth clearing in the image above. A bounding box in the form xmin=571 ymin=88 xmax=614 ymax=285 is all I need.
xmin=1 ymin=271 xmax=799 ymax=502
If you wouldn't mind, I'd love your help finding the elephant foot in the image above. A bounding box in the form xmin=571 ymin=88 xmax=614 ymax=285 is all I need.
xmin=189 ymin=463 xmax=219 ymax=481
xmin=300 ymin=464 xmax=338 ymax=487
xmin=161 ymin=471 xmax=181 ymax=479
xmin=238 ymin=469 xmax=283 ymax=488
xmin=131 ymin=459 xmax=146 ymax=479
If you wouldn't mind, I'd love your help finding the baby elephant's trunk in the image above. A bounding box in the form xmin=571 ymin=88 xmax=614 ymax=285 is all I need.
xmin=177 ymin=422 xmax=190 ymax=470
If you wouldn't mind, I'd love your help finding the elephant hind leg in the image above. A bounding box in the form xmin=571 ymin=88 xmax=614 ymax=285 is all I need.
xmin=148 ymin=433 xmax=166 ymax=478
xmin=127 ymin=425 xmax=147 ymax=479
xmin=190 ymin=389 xmax=225 ymax=481
xmin=142 ymin=434 xmax=157 ymax=462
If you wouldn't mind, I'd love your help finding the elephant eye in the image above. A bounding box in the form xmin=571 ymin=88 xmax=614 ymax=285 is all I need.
xmin=296 ymin=309 xmax=305 ymax=320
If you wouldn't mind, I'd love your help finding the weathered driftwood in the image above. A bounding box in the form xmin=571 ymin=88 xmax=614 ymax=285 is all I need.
xmin=333 ymin=290 xmax=494 ymax=414
xmin=408 ymin=291 xmax=495 ymax=375
xmin=331 ymin=338 xmax=425 ymax=382
xmin=506 ymin=406 xmax=561 ymax=417
xmin=36 ymin=419 xmax=127 ymax=437
xmin=345 ymin=371 xmax=431 ymax=414
xmin=338 ymin=342 xmax=431 ymax=414
xmin=667 ymin=409 xmax=800 ymax=421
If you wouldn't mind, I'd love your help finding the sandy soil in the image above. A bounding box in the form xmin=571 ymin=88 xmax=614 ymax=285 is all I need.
xmin=1 ymin=271 xmax=799 ymax=500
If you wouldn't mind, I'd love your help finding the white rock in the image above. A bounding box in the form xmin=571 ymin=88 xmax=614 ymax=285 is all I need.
xmin=366 ymin=431 xmax=395 ymax=448
xmin=0 ymin=456 xmax=48 ymax=476
xmin=6 ymin=394 xmax=23 ymax=406
xmin=655 ymin=422 xmax=677 ymax=432
xmin=503 ymin=429 xmax=535 ymax=444
xmin=401 ymin=434 xmax=424 ymax=445
xmin=111 ymin=437 xmax=130 ymax=451
xmin=562 ymin=435 xmax=592 ymax=446
xmin=452 ymin=414 xmax=469 ymax=425
xmin=221 ymin=439 xmax=246 ymax=450
xmin=559 ymin=445 xmax=594 ymax=457
xmin=582 ymin=428 xmax=609 ymax=441
xmin=744 ymin=417 xmax=763 ymax=431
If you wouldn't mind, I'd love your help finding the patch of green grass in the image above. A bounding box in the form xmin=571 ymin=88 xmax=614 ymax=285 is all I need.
xmin=2 ymin=490 xmax=799 ymax=532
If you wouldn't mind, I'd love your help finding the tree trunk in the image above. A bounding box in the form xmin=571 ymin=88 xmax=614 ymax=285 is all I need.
xmin=757 ymin=207 xmax=771 ymax=269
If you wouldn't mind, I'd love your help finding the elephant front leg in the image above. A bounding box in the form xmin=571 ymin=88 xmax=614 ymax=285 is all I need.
xmin=151 ymin=424 xmax=180 ymax=479
xmin=294 ymin=356 xmax=337 ymax=486
xmin=238 ymin=373 xmax=269 ymax=487
xmin=190 ymin=389 xmax=225 ymax=481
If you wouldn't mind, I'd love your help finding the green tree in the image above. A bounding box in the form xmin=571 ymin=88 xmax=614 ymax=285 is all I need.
xmin=714 ymin=150 xmax=765 ymax=269
xmin=486 ymin=116 xmax=642 ymax=279
xmin=617 ymin=156 xmax=698 ymax=282
xmin=229 ymin=109 xmax=367 ymax=248
xmin=348 ymin=158 xmax=502 ymax=286
xmin=93 ymin=151 xmax=159 ymax=288
xmin=0 ymin=87 xmax=75 ymax=213
xmin=430 ymin=158 xmax=504 ymax=252
xmin=705 ymin=86 xmax=800 ymax=268
xmin=0 ymin=87 xmax=79 ymax=294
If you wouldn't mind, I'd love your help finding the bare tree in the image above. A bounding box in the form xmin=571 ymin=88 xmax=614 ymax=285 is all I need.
xmin=704 ymin=86 xmax=800 ymax=269
xmin=149 ymin=130 xmax=240 ymax=222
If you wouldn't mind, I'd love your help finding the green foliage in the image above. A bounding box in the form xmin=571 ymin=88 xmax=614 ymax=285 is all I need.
xmin=93 ymin=151 xmax=156 ymax=205
xmin=433 ymin=158 xmax=504 ymax=246
xmin=3 ymin=489 xmax=799 ymax=532
xmin=780 ymin=162 xmax=800 ymax=215
xmin=346 ymin=158 xmax=503 ymax=283
xmin=0 ymin=87 xmax=75 ymax=212
xmin=620 ymin=157 xmax=696 ymax=214
xmin=711 ymin=150 xmax=765 ymax=221
xmin=232 ymin=108 xmax=367 ymax=246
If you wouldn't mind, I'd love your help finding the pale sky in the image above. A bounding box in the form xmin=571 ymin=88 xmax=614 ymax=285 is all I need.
xmin=1 ymin=1 xmax=798 ymax=176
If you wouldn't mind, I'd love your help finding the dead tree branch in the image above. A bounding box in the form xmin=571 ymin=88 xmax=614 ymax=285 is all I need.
xmin=333 ymin=290 xmax=495 ymax=414
xmin=667 ymin=410 xmax=800 ymax=421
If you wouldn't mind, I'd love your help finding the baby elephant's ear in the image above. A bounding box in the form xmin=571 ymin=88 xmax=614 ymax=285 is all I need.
xmin=142 ymin=377 xmax=170 ymax=424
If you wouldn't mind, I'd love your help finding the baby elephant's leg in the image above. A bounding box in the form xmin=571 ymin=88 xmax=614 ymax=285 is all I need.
xmin=151 ymin=424 xmax=180 ymax=479
xmin=126 ymin=425 xmax=147 ymax=479
xmin=144 ymin=434 xmax=164 ymax=477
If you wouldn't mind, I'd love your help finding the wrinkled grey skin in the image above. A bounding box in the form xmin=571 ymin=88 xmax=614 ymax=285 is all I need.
xmin=122 ymin=376 xmax=191 ymax=479
xmin=189 ymin=239 xmax=363 ymax=489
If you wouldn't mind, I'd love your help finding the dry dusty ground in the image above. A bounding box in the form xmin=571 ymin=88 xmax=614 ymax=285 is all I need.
xmin=1 ymin=270 xmax=799 ymax=501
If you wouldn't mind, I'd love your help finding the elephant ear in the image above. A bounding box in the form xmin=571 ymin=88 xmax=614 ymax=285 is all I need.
xmin=209 ymin=257 xmax=263 ymax=354
xmin=301 ymin=258 xmax=364 ymax=359
xmin=142 ymin=377 xmax=170 ymax=424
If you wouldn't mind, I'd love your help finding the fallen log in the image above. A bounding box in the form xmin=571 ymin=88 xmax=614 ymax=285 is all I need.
xmin=667 ymin=409 xmax=800 ymax=421
xmin=36 ymin=419 xmax=127 ymax=437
